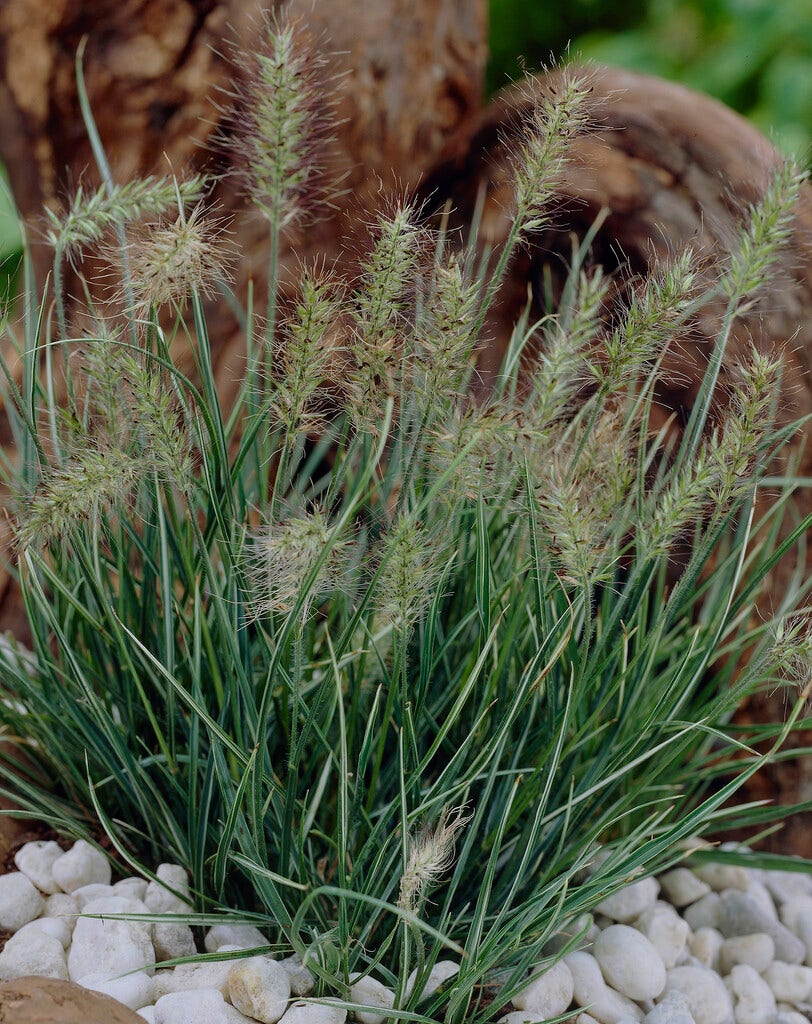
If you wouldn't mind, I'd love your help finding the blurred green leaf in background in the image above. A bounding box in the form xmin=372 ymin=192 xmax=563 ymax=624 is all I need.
xmin=0 ymin=170 xmax=22 ymax=309
xmin=489 ymin=0 xmax=812 ymax=158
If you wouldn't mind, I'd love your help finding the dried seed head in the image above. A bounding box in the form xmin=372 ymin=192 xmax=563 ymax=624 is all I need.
xmin=376 ymin=515 xmax=446 ymax=634
xmin=124 ymin=204 xmax=232 ymax=311
xmin=398 ymin=805 xmax=471 ymax=915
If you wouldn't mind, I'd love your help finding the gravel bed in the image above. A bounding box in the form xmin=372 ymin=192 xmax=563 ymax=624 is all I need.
xmin=1 ymin=839 xmax=812 ymax=1024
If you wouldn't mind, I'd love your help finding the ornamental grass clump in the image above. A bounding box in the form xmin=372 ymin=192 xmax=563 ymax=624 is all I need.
xmin=0 ymin=23 xmax=811 ymax=1024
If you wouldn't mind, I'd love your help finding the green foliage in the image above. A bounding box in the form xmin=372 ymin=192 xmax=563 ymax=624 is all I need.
xmin=489 ymin=0 xmax=812 ymax=157
xmin=0 ymin=26 xmax=810 ymax=1023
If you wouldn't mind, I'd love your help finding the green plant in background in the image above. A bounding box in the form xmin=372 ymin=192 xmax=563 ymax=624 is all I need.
xmin=0 ymin=19 xmax=811 ymax=1023
xmin=489 ymin=0 xmax=812 ymax=157
xmin=0 ymin=171 xmax=22 ymax=309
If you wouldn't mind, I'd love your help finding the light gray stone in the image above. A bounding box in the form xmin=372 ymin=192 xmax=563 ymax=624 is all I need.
xmin=280 ymin=955 xmax=315 ymax=997
xmin=498 ymin=1013 xmax=546 ymax=1024
xmin=80 ymin=971 xmax=155 ymax=1011
xmin=690 ymin=929 xmax=724 ymax=971
xmin=596 ymin=878 xmax=660 ymax=923
xmin=726 ymin=964 xmax=776 ymax=1024
xmin=11 ymin=916 xmax=71 ymax=949
xmin=43 ymin=892 xmax=80 ymax=932
xmin=0 ymin=929 xmax=68 ymax=981
xmin=719 ymin=934 xmax=775 ymax=975
xmin=594 ymin=925 xmax=666 ymax=1001
xmin=643 ymin=989 xmax=696 ymax=1024
xmin=277 ymin=1001 xmax=347 ymax=1024
xmin=13 ymin=840 xmax=64 ymax=895
xmin=114 ymin=877 xmax=149 ymax=901
xmin=228 ymin=957 xmax=291 ymax=1024
xmin=719 ymin=891 xmax=805 ymax=964
xmin=564 ymin=950 xmax=644 ymax=1023
xmin=154 ymin=987 xmax=254 ymax=1023
xmin=635 ymin=906 xmax=691 ymax=968
xmin=684 ymin=895 xmax=722 ymax=932
xmin=152 ymin=922 xmax=197 ymax=963
xmin=694 ymin=864 xmax=750 ymax=893
xmin=775 ymin=1010 xmax=811 ymax=1024
xmin=204 ymin=923 xmax=268 ymax=954
xmin=138 ymin=1008 xmax=156 ymax=1023
xmin=152 ymin=958 xmax=231 ymax=998
xmin=664 ymin=965 xmax=734 ymax=1024
xmin=405 ymin=960 xmax=459 ymax=1000
xmin=742 ymin=882 xmax=778 ymax=922
xmin=766 ymin=872 xmax=812 ymax=906
xmin=0 ymin=871 xmax=45 ymax=932
xmin=145 ymin=866 xmax=192 ymax=915
xmin=348 ymin=972 xmax=395 ymax=1024
xmin=67 ymin=897 xmax=154 ymax=983
xmin=512 ymin=959 xmax=574 ymax=1016
xmin=51 ymin=840 xmax=112 ymax=893
xmin=763 ymin=962 xmax=812 ymax=1004
xmin=72 ymin=884 xmax=116 ymax=908
xmin=659 ymin=870 xmax=712 ymax=908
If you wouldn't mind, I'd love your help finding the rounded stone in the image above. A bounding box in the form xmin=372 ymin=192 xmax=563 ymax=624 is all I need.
xmin=499 ymin=1013 xmax=546 ymax=1024
xmin=664 ymin=965 xmax=734 ymax=1024
xmin=349 ymin=972 xmax=395 ymax=1024
xmin=204 ymin=923 xmax=268 ymax=953
xmin=406 ymin=960 xmax=459 ymax=1000
xmin=727 ymin=964 xmax=776 ymax=1024
xmin=145 ymin=865 xmax=192 ymax=915
xmin=0 ymin=870 xmax=45 ymax=931
xmin=51 ymin=840 xmax=112 ymax=893
xmin=154 ymin=987 xmax=253 ymax=1023
xmin=763 ymin=962 xmax=812 ymax=1003
xmin=643 ymin=989 xmax=696 ymax=1024
xmin=513 ymin=959 xmax=574 ymax=1016
xmin=152 ymin=922 xmax=197 ymax=962
xmin=690 ymin=929 xmax=724 ymax=971
xmin=228 ymin=956 xmax=291 ymax=1024
xmin=280 ymin=955 xmax=315 ymax=996
xmin=276 ymin=1001 xmax=347 ymax=1024
xmin=596 ymin=878 xmax=660 ymax=923
xmin=13 ymin=840 xmax=65 ymax=894
xmin=719 ymin=934 xmax=775 ymax=975
xmin=565 ymin=950 xmax=644 ymax=1023
xmin=635 ymin=905 xmax=691 ymax=968
xmin=0 ymin=928 xmax=68 ymax=981
xmin=12 ymin=915 xmax=72 ymax=949
xmin=659 ymin=870 xmax=712 ymax=908
xmin=81 ymin=971 xmax=156 ymax=1011
xmin=719 ymin=891 xmax=805 ymax=964
xmin=684 ymin=894 xmax=722 ymax=932
xmin=594 ymin=925 xmax=667 ymax=1001
xmin=0 ymin=977 xmax=145 ymax=1023
xmin=694 ymin=864 xmax=750 ymax=893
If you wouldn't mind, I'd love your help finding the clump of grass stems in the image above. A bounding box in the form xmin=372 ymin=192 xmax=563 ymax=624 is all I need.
xmin=0 ymin=27 xmax=811 ymax=1024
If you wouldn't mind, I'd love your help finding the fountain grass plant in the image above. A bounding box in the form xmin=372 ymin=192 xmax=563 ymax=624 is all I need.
xmin=0 ymin=16 xmax=811 ymax=1023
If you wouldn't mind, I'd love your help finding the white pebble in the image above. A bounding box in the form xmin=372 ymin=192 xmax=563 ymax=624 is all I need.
xmin=280 ymin=955 xmax=315 ymax=996
xmin=690 ymin=929 xmax=724 ymax=971
xmin=0 ymin=871 xmax=45 ymax=931
xmin=145 ymin=865 xmax=192 ymax=914
xmin=764 ymin=962 xmax=812 ymax=1004
xmin=719 ymin=891 xmax=805 ymax=964
xmin=499 ymin=1013 xmax=547 ymax=1024
xmin=0 ymin=928 xmax=68 ymax=981
xmin=68 ymin=897 xmax=154 ymax=983
xmin=11 ymin=916 xmax=72 ymax=949
xmin=153 ymin=958 xmax=231 ymax=998
xmin=138 ymin=1008 xmax=156 ymax=1023
xmin=783 ymin=898 xmax=812 ymax=935
xmin=512 ymin=959 xmax=574 ymax=1016
xmin=43 ymin=891 xmax=80 ymax=931
xmin=51 ymin=840 xmax=112 ymax=892
xmin=664 ymin=965 xmax=734 ymax=1024
xmin=776 ymin=1011 xmax=812 ymax=1024
xmin=114 ymin=877 xmax=150 ymax=901
xmin=596 ymin=878 xmax=660 ymax=923
xmin=81 ymin=970 xmax=156 ymax=1010
xmin=577 ymin=1015 xmax=602 ymax=1024
xmin=795 ymin=913 xmax=812 ymax=967
xmin=659 ymin=870 xmax=712 ymax=908
xmin=204 ymin=923 xmax=268 ymax=953
xmin=719 ymin=934 xmax=775 ymax=975
xmin=72 ymin=883 xmax=116 ymax=908
xmin=635 ymin=905 xmax=691 ymax=968
xmin=644 ymin=990 xmax=696 ymax=1024
xmin=13 ymin=840 xmax=64 ymax=894
xmin=727 ymin=964 xmax=776 ymax=1024
xmin=152 ymin=921 xmax=197 ymax=962
xmin=594 ymin=925 xmax=666 ymax=1001
xmin=766 ymin=872 xmax=812 ymax=905
xmin=349 ymin=972 xmax=395 ymax=1024
xmin=155 ymin=987 xmax=254 ymax=1023
xmin=406 ymin=960 xmax=459 ymax=1000
xmin=684 ymin=895 xmax=722 ymax=932
xmin=277 ymin=1001 xmax=347 ymax=1024
xmin=743 ymin=881 xmax=778 ymax=922
xmin=228 ymin=956 xmax=291 ymax=1024
xmin=564 ymin=950 xmax=644 ymax=1023
xmin=694 ymin=864 xmax=750 ymax=892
